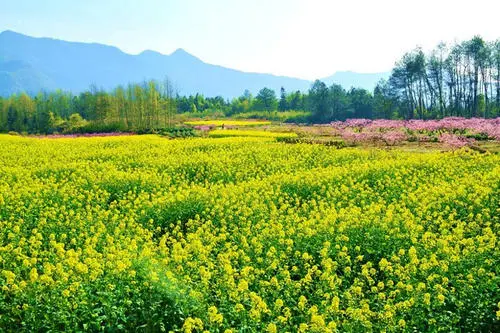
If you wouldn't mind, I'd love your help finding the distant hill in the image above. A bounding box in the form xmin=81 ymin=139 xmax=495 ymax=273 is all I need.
xmin=321 ymin=71 xmax=388 ymax=91
xmin=0 ymin=30 xmax=388 ymax=97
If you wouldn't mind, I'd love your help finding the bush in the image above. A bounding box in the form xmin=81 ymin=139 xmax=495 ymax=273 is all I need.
xmin=67 ymin=122 xmax=128 ymax=134
xmin=464 ymin=132 xmax=490 ymax=141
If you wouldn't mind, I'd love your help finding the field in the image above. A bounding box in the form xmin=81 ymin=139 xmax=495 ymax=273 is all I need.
xmin=0 ymin=134 xmax=499 ymax=332
xmin=208 ymin=129 xmax=297 ymax=138
xmin=184 ymin=120 xmax=272 ymax=127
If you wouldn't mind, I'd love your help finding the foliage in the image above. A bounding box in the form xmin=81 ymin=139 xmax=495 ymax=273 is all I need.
xmin=0 ymin=80 xmax=177 ymax=134
xmin=254 ymin=87 xmax=278 ymax=111
xmin=231 ymin=110 xmax=311 ymax=123
xmin=134 ymin=127 xmax=198 ymax=138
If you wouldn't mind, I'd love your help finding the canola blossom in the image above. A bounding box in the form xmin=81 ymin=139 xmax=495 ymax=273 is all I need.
xmin=208 ymin=129 xmax=297 ymax=138
xmin=0 ymin=134 xmax=499 ymax=332
xmin=185 ymin=120 xmax=272 ymax=126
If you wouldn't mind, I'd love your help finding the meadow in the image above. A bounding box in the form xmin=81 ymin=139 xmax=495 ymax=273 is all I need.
xmin=0 ymin=134 xmax=499 ymax=332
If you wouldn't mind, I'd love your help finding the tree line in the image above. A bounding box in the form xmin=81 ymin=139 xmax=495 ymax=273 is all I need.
xmin=1 ymin=36 xmax=498 ymax=133
xmin=0 ymin=80 xmax=177 ymax=133
xmin=307 ymin=36 xmax=500 ymax=122
xmin=381 ymin=36 xmax=500 ymax=120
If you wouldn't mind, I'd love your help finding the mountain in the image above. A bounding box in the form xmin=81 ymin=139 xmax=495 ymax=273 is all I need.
xmin=0 ymin=30 xmax=388 ymax=98
xmin=321 ymin=71 xmax=388 ymax=91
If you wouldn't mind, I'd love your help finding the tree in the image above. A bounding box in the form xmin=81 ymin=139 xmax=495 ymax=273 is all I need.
xmin=288 ymin=91 xmax=304 ymax=110
xmin=67 ymin=113 xmax=87 ymax=131
xmin=160 ymin=77 xmax=176 ymax=128
xmin=254 ymin=87 xmax=277 ymax=111
xmin=348 ymin=88 xmax=373 ymax=119
xmin=329 ymin=84 xmax=349 ymax=120
xmin=428 ymin=42 xmax=447 ymax=118
xmin=114 ymin=86 xmax=127 ymax=128
xmin=373 ymin=79 xmax=400 ymax=119
xmin=494 ymin=40 xmax=500 ymax=112
xmin=278 ymin=87 xmax=288 ymax=111
xmin=465 ymin=36 xmax=488 ymax=116
xmin=309 ymin=80 xmax=331 ymax=122
xmin=7 ymin=103 xmax=18 ymax=131
xmin=0 ymin=97 xmax=6 ymax=131
xmin=95 ymin=92 xmax=113 ymax=124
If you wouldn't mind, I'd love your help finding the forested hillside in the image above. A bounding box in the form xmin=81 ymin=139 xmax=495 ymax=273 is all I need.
xmin=0 ymin=36 xmax=499 ymax=134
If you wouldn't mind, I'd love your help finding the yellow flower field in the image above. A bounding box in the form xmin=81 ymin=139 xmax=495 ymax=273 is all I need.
xmin=185 ymin=120 xmax=271 ymax=126
xmin=208 ymin=129 xmax=297 ymax=138
xmin=0 ymin=134 xmax=498 ymax=332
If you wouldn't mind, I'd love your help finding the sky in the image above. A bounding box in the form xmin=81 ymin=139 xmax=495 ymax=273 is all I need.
xmin=1 ymin=0 xmax=499 ymax=80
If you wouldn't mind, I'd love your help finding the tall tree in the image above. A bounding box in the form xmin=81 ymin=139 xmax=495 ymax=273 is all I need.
xmin=309 ymin=80 xmax=331 ymax=122
xmin=255 ymin=87 xmax=277 ymax=111
xmin=278 ymin=87 xmax=288 ymax=111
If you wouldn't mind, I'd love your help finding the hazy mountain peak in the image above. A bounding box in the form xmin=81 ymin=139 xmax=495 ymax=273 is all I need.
xmin=171 ymin=48 xmax=189 ymax=55
xmin=139 ymin=49 xmax=164 ymax=57
xmin=0 ymin=30 xmax=387 ymax=97
xmin=321 ymin=71 xmax=388 ymax=90
xmin=1 ymin=30 xmax=20 ymax=36
xmin=0 ymin=30 xmax=25 ymax=40
xmin=169 ymin=48 xmax=201 ymax=62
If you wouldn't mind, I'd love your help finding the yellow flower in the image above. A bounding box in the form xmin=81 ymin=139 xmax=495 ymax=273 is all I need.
xmin=275 ymin=298 xmax=284 ymax=310
xmin=298 ymin=295 xmax=308 ymax=311
xmin=311 ymin=314 xmax=326 ymax=330
xmin=208 ymin=306 xmax=223 ymax=324
xmin=29 ymin=268 xmax=38 ymax=283
xmin=237 ymin=279 xmax=249 ymax=292
xmin=183 ymin=317 xmax=203 ymax=333
xmin=2 ymin=270 xmax=16 ymax=284
xmin=266 ymin=323 xmax=277 ymax=333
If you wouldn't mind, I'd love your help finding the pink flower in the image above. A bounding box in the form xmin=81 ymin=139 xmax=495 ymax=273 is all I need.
xmin=438 ymin=133 xmax=473 ymax=148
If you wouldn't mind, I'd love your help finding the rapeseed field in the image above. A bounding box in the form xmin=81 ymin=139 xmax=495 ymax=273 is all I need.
xmin=0 ymin=134 xmax=498 ymax=332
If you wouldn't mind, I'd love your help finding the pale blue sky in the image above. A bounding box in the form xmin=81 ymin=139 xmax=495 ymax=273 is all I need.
xmin=1 ymin=0 xmax=499 ymax=79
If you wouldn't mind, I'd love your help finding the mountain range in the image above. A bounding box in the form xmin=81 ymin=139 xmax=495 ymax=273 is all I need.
xmin=0 ymin=30 xmax=388 ymax=98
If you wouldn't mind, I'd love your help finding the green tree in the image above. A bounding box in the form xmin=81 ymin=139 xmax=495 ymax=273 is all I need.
xmin=329 ymin=84 xmax=349 ymax=120
xmin=348 ymin=88 xmax=373 ymax=119
xmin=309 ymin=80 xmax=331 ymax=122
xmin=254 ymin=87 xmax=277 ymax=111
xmin=278 ymin=87 xmax=288 ymax=111
xmin=373 ymin=80 xmax=400 ymax=119
xmin=287 ymin=91 xmax=304 ymax=110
